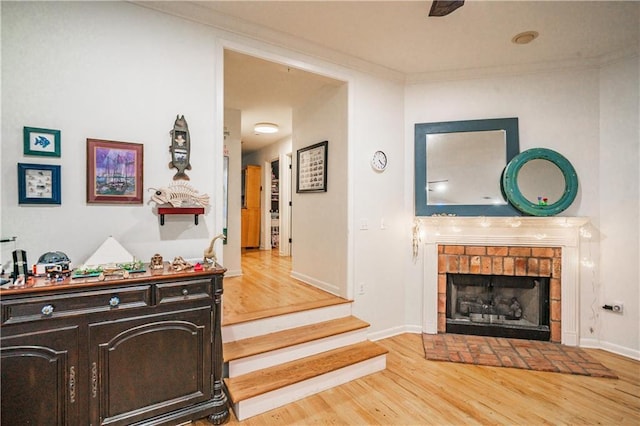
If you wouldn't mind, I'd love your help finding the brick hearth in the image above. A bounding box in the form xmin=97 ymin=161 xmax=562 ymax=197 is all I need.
xmin=437 ymin=245 xmax=561 ymax=342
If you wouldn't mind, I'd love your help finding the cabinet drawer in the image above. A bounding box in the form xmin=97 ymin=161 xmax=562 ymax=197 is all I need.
xmin=156 ymin=280 xmax=212 ymax=305
xmin=1 ymin=286 xmax=151 ymax=325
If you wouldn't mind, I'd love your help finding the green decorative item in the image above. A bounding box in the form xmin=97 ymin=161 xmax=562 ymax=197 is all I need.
xmin=502 ymin=148 xmax=578 ymax=216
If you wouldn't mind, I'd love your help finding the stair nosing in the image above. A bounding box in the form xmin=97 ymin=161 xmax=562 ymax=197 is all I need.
xmin=224 ymin=316 xmax=370 ymax=362
xmin=224 ymin=341 xmax=388 ymax=403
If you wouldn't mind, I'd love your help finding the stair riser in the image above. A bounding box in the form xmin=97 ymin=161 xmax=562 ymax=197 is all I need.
xmin=227 ymin=328 xmax=368 ymax=377
xmin=222 ymin=303 xmax=352 ymax=342
xmin=232 ymin=355 xmax=386 ymax=421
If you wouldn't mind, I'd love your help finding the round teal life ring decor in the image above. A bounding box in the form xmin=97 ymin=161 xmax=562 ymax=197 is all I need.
xmin=502 ymin=148 xmax=578 ymax=216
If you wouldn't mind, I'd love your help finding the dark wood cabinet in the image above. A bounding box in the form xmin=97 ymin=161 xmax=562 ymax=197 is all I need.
xmin=1 ymin=267 xmax=229 ymax=426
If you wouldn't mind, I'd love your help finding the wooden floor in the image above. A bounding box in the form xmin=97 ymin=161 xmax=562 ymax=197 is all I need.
xmin=223 ymin=250 xmax=349 ymax=326
xmin=203 ymin=250 xmax=640 ymax=425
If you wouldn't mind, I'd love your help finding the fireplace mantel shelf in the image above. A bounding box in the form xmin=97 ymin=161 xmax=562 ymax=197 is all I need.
xmin=418 ymin=216 xmax=589 ymax=229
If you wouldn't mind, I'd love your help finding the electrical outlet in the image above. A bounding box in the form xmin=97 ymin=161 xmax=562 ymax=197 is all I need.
xmin=358 ymin=281 xmax=365 ymax=295
xmin=612 ymin=303 xmax=624 ymax=314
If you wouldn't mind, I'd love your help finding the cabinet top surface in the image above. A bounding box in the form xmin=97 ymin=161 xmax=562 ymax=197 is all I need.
xmin=0 ymin=262 xmax=225 ymax=297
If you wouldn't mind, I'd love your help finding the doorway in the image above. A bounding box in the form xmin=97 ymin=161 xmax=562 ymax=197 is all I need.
xmin=224 ymin=48 xmax=350 ymax=298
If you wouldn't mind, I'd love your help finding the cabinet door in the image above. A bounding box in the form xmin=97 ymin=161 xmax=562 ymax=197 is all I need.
xmin=88 ymin=307 xmax=212 ymax=426
xmin=1 ymin=326 xmax=80 ymax=426
xmin=244 ymin=165 xmax=261 ymax=209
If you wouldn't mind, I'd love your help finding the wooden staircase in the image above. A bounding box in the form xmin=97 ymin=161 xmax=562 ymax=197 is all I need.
xmin=222 ymin=300 xmax=388 ymax=421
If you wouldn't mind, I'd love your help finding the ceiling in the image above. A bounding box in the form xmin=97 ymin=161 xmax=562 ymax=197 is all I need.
xmin=136 ymin=1 xmax=639 ymax=152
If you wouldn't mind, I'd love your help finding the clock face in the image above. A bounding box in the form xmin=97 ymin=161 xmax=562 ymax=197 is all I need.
xmin=371 ymin=150 xmax=388 ymax=171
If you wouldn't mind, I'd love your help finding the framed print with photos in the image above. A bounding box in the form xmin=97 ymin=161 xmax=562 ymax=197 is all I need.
xmin=18 ymin=163 xmax=61 ymax=204
xmin=87 ymin=139 xmax=143 ymax=204
xmin=296 ymin=141 xmax=328 ymax=193
xmin=23 ymin=126 xmax=61 ymax=157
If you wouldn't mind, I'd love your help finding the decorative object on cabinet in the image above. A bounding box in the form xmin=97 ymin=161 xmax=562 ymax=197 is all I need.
xmin=83 ymin=236 xmax=137 ymax=266
xmin=241 ymin=165 xmax=261 ymax=248
xmin=297 ymin=140 xmax=328 ymax=193
xmin=204 ymin=233 xmax=226 ymax=265
xmin=169 ymin=114 xmax=192 ymax=180
xmin=502 ymin=147 xmax=578 ymax=216
xmin=414 ymin=117 xmax=520 ymax=216
xmin=0 ymin=266 xmax=229 ymax=425
xmin=150 ymin=253 xmax=164 ymax=269
xmin=17 ymin=163 xmax=61 ymax=205
xmin=87 ymin=139 xmax=143 ymax=204
xmin=23 ymin=126 xmax=61 ymax=157
xmin=171 ymin=256 xmax=193 ymax=271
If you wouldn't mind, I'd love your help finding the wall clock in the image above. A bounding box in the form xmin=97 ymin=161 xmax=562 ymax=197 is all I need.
xmin=371 ymin=150 xmax=388 ymax=172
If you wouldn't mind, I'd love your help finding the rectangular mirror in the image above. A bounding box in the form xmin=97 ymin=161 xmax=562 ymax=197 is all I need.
xmin=415 ymin=117 xmax=521 ymax=216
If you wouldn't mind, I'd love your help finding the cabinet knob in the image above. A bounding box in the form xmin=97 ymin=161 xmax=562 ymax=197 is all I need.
xmin=182 ymin=288 xmax=189 ymax=296
xmin=41 ymin=304 xmax=54 ymax=316
xmin=109 ymin=296 xmax=120 ymax=307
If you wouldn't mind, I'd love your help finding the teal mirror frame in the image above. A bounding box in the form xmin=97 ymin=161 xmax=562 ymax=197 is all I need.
xmin=414 ymin=117 xmax=521 ymax=216
xmin=502 ymin=148 xmax=578 ymax=216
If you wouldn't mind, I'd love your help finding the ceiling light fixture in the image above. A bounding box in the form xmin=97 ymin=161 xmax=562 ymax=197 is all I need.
xmin=512 ymin=31 xmax=539 ymax=45
xmin=254 ymin=122 xmax=279 ymax=134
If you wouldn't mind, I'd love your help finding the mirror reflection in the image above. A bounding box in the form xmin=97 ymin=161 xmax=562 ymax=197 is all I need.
xmin=516 ymin=159 xmax=565 ymax=205
xmin=426 ymin=130 xmax=506 ymax=205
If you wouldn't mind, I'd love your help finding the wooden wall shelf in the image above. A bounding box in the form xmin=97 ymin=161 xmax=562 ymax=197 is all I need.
xmin=158 ymin=207 xmax=205 ymax=226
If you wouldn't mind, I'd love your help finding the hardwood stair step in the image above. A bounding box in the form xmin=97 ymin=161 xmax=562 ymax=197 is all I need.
xmin=224 ymin=340 xmax=388 ymax=403
xmin=224 ymin=316 xmax=369 ymax=362
xmin=222 ymin=301 xmax=352 ymax=342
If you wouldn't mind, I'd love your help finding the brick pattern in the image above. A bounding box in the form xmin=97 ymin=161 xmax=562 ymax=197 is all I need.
xmin=422 ymin=334 xmax=617 ymax=379
xmin=438 ymin=245 xmax=562 ymax=342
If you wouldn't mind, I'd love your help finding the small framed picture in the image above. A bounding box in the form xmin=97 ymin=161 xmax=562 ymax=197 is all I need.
xmin=297 ymin=140 xmax=328 ymax=193
xmin=23 ymin=126 xmax=61 ymax=157
xmin=18 ymin=163 xmax=62 ymax=205
xmin=87 ymin=139 xmax=144 ymax=204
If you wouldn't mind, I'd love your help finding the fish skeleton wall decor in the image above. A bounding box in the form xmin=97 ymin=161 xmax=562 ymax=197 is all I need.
xmin=169 ymin=115 xmax=192 ymax=180
xmin=148 ymin=182 xmax=210 ymax=208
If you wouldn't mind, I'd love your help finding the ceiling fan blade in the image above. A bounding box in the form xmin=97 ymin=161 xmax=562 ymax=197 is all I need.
xmin=429 ymin=0 xmax=465 ymax=17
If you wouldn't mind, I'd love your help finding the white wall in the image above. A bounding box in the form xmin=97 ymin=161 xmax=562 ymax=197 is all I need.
xmin=223 ymin=108 xmax=242 ymax=276
xmin=1 ymin=2 xmax=409 ymax=339
xmin=404 ymin=63 xmax=639 ymax=356
xmin=1 ymin=2 xmax=223 ymax=267
xmin=598 ymin=55 xmax=640 ymax=356
xmin=291 ymin=84 xmax=349 ymax=297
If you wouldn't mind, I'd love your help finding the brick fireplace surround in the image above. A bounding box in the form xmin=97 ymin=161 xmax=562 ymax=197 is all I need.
xmin=421 ymin=216 xmax=588 ymax=346
xmin=437 ymin=244 xmax=562 ymax=342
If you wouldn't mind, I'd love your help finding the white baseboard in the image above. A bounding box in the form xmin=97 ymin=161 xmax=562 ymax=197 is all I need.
xmin=367 ymin=324 xmax=422 ymax=342
xmin=290 ymin=270 xmax=340 ymax=296
xmin=580 ymin=338 xmax=640 ymax=361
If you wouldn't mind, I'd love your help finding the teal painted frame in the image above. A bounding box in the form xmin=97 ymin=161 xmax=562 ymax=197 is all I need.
xmin=502 ymin=148 xmax=578 ymax=216
xmin=23 ymin=126 xmax=61 ymax=157
xmin=414 ymin=117 xmax=521 ymax=216
xmin=18 ymin=163 xmax=61 ymax=205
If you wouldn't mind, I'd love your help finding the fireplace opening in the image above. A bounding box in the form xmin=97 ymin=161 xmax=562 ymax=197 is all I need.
xmin=446 ymin=273 xmax=550 ymax=341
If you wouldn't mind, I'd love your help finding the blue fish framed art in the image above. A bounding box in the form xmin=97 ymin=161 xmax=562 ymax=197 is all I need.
xmin=23 ymin=126 xmax=61 ymax=157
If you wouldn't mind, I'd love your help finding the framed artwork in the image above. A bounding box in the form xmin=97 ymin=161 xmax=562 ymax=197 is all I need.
xmin=296 ymin=140 xmax=328 ymax=193
xmin=87 ymin=139 xmax=143 ymax=204
xmin=23 ymin=126 xmax=61 ymax=157
xmin=18 ymin=163 xmax=61 ymax=204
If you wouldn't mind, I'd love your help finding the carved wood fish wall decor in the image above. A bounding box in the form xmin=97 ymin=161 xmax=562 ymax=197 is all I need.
xmin=169 ymin=115 xmax=192 ymax=180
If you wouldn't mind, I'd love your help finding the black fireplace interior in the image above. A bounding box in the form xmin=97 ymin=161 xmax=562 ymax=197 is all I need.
xmin=446 ymin=273 xmax=550 ymax=341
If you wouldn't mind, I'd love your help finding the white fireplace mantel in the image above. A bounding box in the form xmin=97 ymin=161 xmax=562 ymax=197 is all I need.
xmin=420 ymin=216 xmax=589 ymax=346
